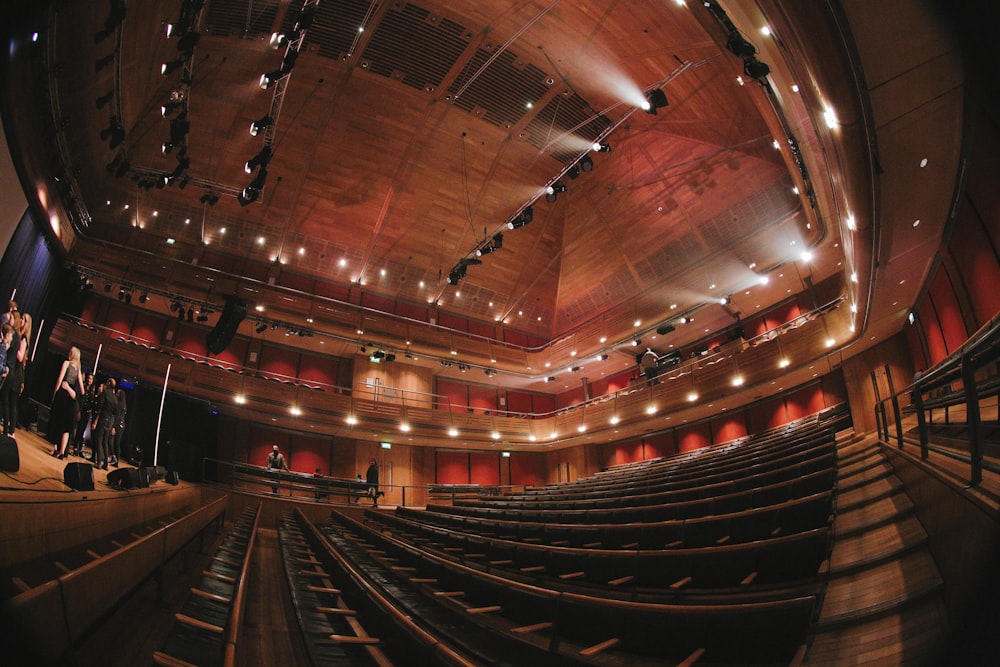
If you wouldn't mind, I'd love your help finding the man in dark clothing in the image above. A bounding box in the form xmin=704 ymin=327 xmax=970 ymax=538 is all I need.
xmin=366 ymin=457 xmax=384 ymax=507
xmin=266 ymin=444 xmax=288 ymax=494
xmin=91 ymin=378 xmax=118 ymax=470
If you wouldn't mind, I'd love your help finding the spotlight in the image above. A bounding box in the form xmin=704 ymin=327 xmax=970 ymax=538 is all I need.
xmin=249 ymin=115 xmax=272 ymax=137
xmin=373 ymin=350 xmax=385 ymax=359
xmin=631 ymin=338 xmax=641 ymax=346
xmin=578 ymin=155 xmax=594 ymax=172
xmin=118 ymin=287 xmax=125 ymax=301
xmin=508 ymin=206 xmax=534 ymax=229
xmin=656 ymin=324 xmax=675 ymax=335
xmin=161 ymin=101 xmax=181 ymax=117
xmin=244 ymin=146 xmax=272 ymax=174
xmin=269 ymin=31 xmax=300 ymax=49
xmin=196 ymin=313 xmax=209 ymax=322
xmin=169 ymin=301 xmax=180 ymax=312
xmin=643 ymin=88 xmax=669 ymax=114
xmin=238 ymin=170 xmax=267 ymax=206
xmin=256 ymin=323 xmax=267 ymax=333
xmin=186 ymin=308 xmax=194 ymax=322
xmin=281 ymin=50 xmax=299 ymax=72
xmin=259 ymin=70 xmax=285 ymax=89
xmin=160 ymin=60 xmax=182 ymax=76
xmin=566 ymin=164 xmax=580 ymax=180
xmin=592 ymin=142 xmax=611 ymax=153
xmin=294 ymin=5 xmax=317 ymax=30
xmin=124 ymin=291 xmax=132 ymax=305
xmin=545 ymin=181 xmax=566 ymax=202
xmin=385 ymin=353 xmax=396 ymax=362
xmin=476 ymin=232 xmax=504 ymax=256
xmin=138 ymin=291 xmax=148 ymax=304
xmin=104 ymin=282 xmax=112 ymax=293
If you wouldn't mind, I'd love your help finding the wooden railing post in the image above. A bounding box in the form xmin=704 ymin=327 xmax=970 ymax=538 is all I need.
xmin=961 ymin=355 xmax=983 ymax=486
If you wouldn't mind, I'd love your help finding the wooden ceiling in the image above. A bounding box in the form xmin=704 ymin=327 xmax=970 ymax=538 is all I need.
xmin=3 ymin=0 xmax=967 ymax=400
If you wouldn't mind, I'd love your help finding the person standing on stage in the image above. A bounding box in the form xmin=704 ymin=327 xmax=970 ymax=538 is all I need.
xmin=91 ymin=377 xmax=118 ymax=470
xmin=51 ymin=346 xmax=84 ymax=459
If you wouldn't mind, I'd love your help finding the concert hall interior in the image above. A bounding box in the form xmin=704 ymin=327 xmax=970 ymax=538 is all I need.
xmin=1 ymin=0 xmax=999 ymax=665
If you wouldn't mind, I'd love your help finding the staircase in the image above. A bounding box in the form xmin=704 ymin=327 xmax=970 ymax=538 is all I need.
xmin=805 ymin=436 xmax=951 ymax=665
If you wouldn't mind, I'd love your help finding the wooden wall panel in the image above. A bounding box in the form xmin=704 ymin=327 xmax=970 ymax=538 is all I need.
xmin=509 ymin=452 xmax=541 ymax=487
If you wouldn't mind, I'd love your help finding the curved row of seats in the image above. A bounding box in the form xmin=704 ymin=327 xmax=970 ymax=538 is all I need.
xmin=153 ymin=503 xmax=261 ymax=667
xmin=325 ymin=508 xmax=814 ymax=665
xmin=398 ymin=488 xmax=833 ymax=550
xmin=276 ymin=512 xmax=390 ymax=666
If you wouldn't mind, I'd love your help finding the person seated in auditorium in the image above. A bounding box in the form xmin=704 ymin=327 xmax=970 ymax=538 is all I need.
xmin=313 ymin=468 xmax=328 ymax=500
xmin=366 ymin=457 xmax=385 ymax=507
xmin=91 ymin=377 xmax=118 ymax=470
xmin=266 ymin=444 xmax=288 ymax=494
xmin=50 ymin=346 xmax=85 ymax=459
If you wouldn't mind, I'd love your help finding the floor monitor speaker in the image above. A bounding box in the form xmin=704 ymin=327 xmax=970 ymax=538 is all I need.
xmin=0 ymin=434 xmax=19 ymax=472
xmin=64 ymin=462 xmax=94 ymax=491
xmin=165 ymin=470 xmax=180 ymax=485
xmin=107 ymin=467 xmax=138 ymax=490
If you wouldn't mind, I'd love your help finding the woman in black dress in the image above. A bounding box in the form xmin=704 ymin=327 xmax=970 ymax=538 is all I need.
xmin=51 ymin=346 xmax=84 ymax=458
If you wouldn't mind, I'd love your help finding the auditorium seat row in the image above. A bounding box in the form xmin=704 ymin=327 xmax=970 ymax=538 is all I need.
xmin=276 ymin=513 xmax=393 ymax=666
xmin=153 ymin=503 xmax=260 ymax=667
xmin=322 ymin=509 xmax=815 ymax=664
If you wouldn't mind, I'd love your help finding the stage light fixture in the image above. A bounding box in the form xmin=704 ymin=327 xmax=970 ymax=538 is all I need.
xmin=238 ymin=170 xmax=267 ymax=206
xmin=744 ymin=58 xmax=771 ymax=81
xmin=566 ymin=164 xmax=580 ymax=180
xmin=249 ymin=115 xmax=272 ymax=137
xmin=593 ymin=142 xmax=611 ymax=153
xmin=244 ymin=146 xmax=272 ymax=174
xmin=579 ymin=155 xmax=594 ymax=172
xmin=138 ymin=291 xmax=148 ymax=304
xmin=644 ymin=88 xmax=669 ymax=114
xmin=259 ymin=70 xmax=285 ymax=89
xmin=160 ymin=59 xmax=182 ymax=76
xmin=295 ymin=5 xmax=317 ymax=30
xmin=545 ymin=181 xmax=567 ymax=202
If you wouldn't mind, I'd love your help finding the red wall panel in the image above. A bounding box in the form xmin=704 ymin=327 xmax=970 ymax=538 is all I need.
xmin=298 ymin=353 xmax=339 ymax=389
xmin=747 ymin=396 xmax=786 ymax=434
xmin=436 ymin=379 xmax=468 ymax=412
xmin=131 ymin=311 xmax=164 ymax=346
xmin=437 ymin=312 xmax=468 ymax=332
xmin=104 ymin=302 xmax=133 ymax=336
xmin=644 ymin=432 xmax=675 ymax=459
xmin=786 ymin=384 xmax=826 ymax=420
xmin=211 ymin=336 xmax=247 ymax=368
xmin=929 ymin=268 xmax=968 ymax=354
xmin=555 ymin=385 xmax=586 ymax=409
xmin=395 ymin=300 xmax=427 ymax=322
xmin=947 ymin=212 xmax=1000 ymax=327
xmin=469 ymin=452 xmax=500 ymax=485
xmin=173 ymin=323 xmax=208 ymax=358
xmin=532 ymin=394 xmax=556 ymax=416
xmin=314 ymin=280 xmax=350 ymax=301
xmin=468 ymin=385 xmax=497 ymax=414
xmin=290 ymin=434 xmax=329 ymax=476
xmin=504 ymin=331 xmax=527 ymax=346
xmin=468 ymin=320 xmax=495 ymax=338
xmin=676 ymin=422 xmax=711 ymax=453
xmin=509 ymin=453 xmax=540 ymax=486
xmin=276 ymin=272 xmax=315 ymax=292
xmin=918 ymin=300 xmax=948 ymax=366
xmin=711 ymin=414 xmax=747 ymax=445
xmin=436 ymin=450 xmax=469 ymax=484
xmin=259 ymin=345 xmax=300 ymax=380
xmin=506 ymin=391 xmax=533 ymax=415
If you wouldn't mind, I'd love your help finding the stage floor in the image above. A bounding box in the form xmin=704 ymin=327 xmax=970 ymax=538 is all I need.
xmin=0 ymin=428 xmax=180 ymax=503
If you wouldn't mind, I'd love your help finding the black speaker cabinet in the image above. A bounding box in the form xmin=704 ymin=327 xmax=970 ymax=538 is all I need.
xmin=0 ymin=434 xmax=19 ymax=472
xmin=107 ymin=467 xmax=138 ymax=489
xmin=137 ymin=467 xmax=151 ymax=488
xmin=64 ymin=462 xmax=94 ymax=491
xmin=206 ymin=295 xmax=247 ymax=355
xmin=165 ymin=470 xmax=180 ymax=485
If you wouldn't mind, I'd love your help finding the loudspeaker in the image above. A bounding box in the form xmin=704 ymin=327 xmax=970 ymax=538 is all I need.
xmin=107 ymin=467 xmax=138 ymax=490
xmin=165 ymin=470 xmax=180 ymax=485
xmin=154 ymin=465 xmax=168 ymax=480
xmin=0 ymin=434 xmax=19 ymax=472
xmin=64 ymin=462 xmax=94 ymax=491
xmin=137 ymin=467 xmax=151 ymax=488
xmin=206 ymin=295 xmax=247 ymax=355
xmin=656 ymin=324 xmax=675 ymax=336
